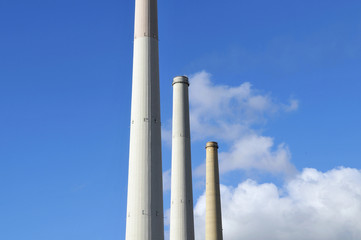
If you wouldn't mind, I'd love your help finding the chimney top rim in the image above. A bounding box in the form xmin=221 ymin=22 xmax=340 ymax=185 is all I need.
xmin=205 ymin=141 xmax=218 ymax=149
xmin=172 ymin=76 xmax=189 ymax=86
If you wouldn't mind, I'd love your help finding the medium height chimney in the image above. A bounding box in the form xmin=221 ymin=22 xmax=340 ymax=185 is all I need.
xmin=170 ymin=76 xmax=195 ymax=240
xmin=205 ymin=142 xmax=223 ymax=240
xmin=125 ymin=0 xmax=164 ymax=239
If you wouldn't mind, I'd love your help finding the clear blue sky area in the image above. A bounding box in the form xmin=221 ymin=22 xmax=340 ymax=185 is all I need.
xmin=1 ymin=0 xmax=360 ymax=239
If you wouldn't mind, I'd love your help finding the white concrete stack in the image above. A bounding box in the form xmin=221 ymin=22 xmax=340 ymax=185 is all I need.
xmin=170 ymin=76 xmax=195 ymax=240
xmin=205 ymin=142 xmax=223 ymax=240
xmin=125 ymin=0 xmax=164 ymax=239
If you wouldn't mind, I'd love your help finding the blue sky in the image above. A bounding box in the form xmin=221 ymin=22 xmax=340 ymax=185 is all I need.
xmin=1 ymin=0 xmax=361 ymax=239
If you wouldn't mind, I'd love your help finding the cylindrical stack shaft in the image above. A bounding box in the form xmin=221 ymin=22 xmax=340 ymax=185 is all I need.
xmin=170 ymin=76 xmax=195 ymax=240
xmin=205 ymin=142 xmax=223 ymax=240
xmin=126 ymin=0 xmax=164 ymax=239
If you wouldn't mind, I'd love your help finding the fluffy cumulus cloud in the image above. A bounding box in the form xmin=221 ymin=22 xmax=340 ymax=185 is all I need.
xmin=189 ymin=71 xmax=297 ymax=176
xmin=194 ymin=167 xmax=361 ymax=240
xmin=189 ymin=71 xmax=298 ymax=141
xmin=218 ymin=134 xmax=297 ymax=176
xmin=194 ymin=134 xmax=296 ymax=178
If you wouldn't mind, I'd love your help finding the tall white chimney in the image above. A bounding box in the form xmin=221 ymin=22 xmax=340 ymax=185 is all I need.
xmin=125 ymin=0 xmax=164 ymax=239
xmin=170 ymin=76 xmax=195 ymax=240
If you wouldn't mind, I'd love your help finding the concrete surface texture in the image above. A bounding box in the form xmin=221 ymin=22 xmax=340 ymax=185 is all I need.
xmin=125 ymin=0 xmax=164 ymax=239
xmin=170 ymin=76 xmax=195 ymax=240
xmin=205 ymin=142 xmax=223 ymax=240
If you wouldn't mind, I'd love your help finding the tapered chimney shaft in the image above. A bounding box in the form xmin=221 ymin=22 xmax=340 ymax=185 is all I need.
xmin=170 ymin=76 xmax=195 ymax=240
xmin=125 ymin=0 xmax=164 ymax=239
xmin=205 ymin=142 xmax=223 ymax=240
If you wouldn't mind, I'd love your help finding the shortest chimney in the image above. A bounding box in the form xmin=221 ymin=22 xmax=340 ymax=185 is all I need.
xmin=205 ymin=141 xmax=223 ymax=240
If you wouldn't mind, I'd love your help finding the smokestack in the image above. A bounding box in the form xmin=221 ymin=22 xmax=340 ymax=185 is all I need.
xmin=205 ymin=142 xmax=223 ymax=240
xmin=126 ymin=0 xmax=164 ymax=239
xmin=170 ymin=76 xmax=195 ymax=240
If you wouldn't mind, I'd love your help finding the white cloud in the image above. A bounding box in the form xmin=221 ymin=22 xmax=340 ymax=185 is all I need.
xmin=163 ymin=169 xmax=171 ymax=192
xmin=161 ymin=126 xmax=172 ymax=146
xmin=194 ymin=167 xmax=361 ymax=240
xmin=164 ymin=209 xmax=170 ymax=240
xmin=164 ymin=208 xmax=170 ymax=226
xmin=189 ymin=71 xmax=297 ymax=176
xmin=189 ymin=71 xmax=297 ymax=141
xmin=219 ymin=134 xmax=297 ymax=176
xmin=194 ymin=134 xmax=296 ymax=178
